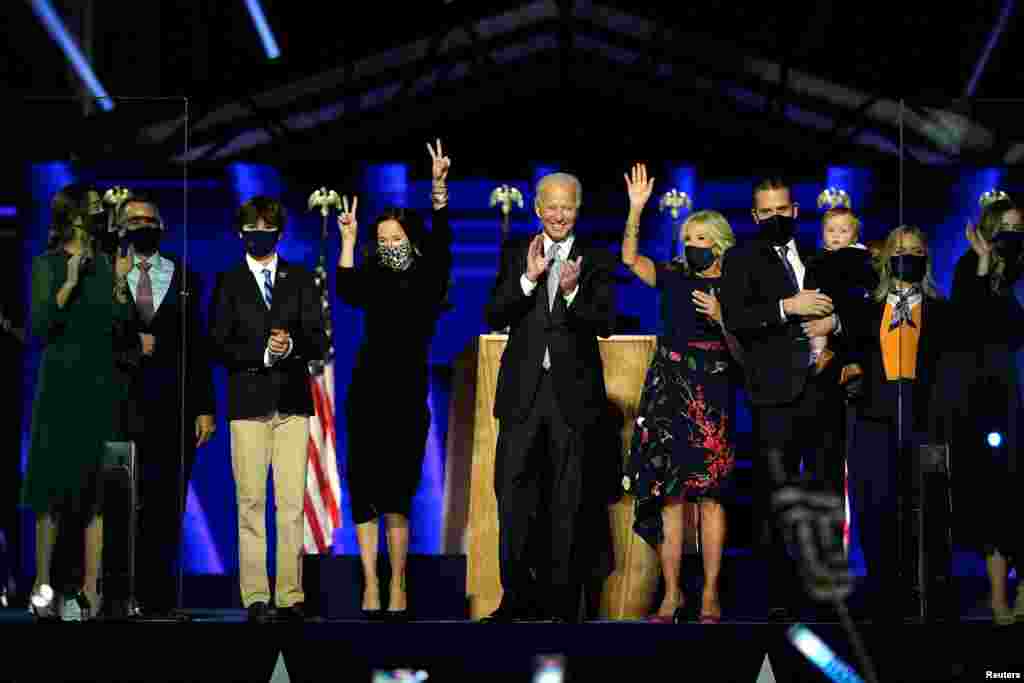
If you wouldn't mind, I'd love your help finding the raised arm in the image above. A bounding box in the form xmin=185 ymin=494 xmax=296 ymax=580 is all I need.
xmin=335 ymin=195 xmax=370 ymax=309
xmin=621 ymin=163 xmax=658 ymax=288
xmin=427 ymin=138 xmax=454 ymax=301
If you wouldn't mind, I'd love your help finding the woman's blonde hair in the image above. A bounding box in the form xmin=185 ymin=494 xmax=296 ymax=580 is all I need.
xmin=679 ymin=210 xmax=736 ymax=259
xmin=873 ymin=225 xmax=940 ymax=301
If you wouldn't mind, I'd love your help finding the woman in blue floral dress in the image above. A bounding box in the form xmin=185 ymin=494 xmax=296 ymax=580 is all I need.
xmin=621 ymin=164 xmax=740 ymax=623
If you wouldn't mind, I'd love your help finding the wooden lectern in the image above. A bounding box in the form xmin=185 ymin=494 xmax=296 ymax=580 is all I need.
xmin=442 ymin=334 xmax=699 ymax=620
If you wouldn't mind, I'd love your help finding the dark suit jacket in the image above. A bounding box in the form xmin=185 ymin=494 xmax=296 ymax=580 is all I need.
xmin=856 ymin=296 xmax=952 ymax=436
xmin=719 ymin=238 xmax=814 ymax=406
xmin=210 ymin=257 xmax=327 ymax=421
xmin=121 ymin=260 xmax=216 ymax=439
xmin=484 ymin=235 xmax=616 ymax=428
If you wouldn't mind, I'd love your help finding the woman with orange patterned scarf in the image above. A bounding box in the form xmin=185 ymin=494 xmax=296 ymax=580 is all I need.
xmin=847 ymin=225 xmax=953 ymax=625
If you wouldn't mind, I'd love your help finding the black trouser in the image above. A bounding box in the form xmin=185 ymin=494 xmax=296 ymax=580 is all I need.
xmin=133 ymin=426 xmax=196 ymax=612
xmin=494 ymin=371 xmax=586 ymax=620
xmin=754 ymin=372 xmax=844 ymax=610
xmin=848 ymin=413 xmax=913 ymax=617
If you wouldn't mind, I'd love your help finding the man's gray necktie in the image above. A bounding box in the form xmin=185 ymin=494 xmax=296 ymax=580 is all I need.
xmin=543 ymin=244 xmax=562 ymax=369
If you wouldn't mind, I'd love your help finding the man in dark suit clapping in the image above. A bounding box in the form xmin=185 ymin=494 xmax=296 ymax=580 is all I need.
xmin=482 ymin=172 xmax=617 ymax=623
xmin=718 ymin=178 xmax=844 ymax=620
xmin=210 ymin=196 xmax=327 ymax=622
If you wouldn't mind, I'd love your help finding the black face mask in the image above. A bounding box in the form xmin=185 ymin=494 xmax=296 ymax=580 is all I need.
xmin=889 ymin=254 xmax=927 ymax=284
xmin=684 ymin=245 xmax=716 ymax=273
xmin=994 ymin=231 xmax=1024 ymax=261
xmin=760 ymin=214 xmax=797 ymax=246
xmin=241 ymin=230 xmax=280 ymax=258
xmin=126 ymin=228 xmax=162 ymax=256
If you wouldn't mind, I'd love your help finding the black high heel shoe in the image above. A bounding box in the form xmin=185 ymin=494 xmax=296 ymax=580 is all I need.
xmin=361 ymin=608 xmax=384 ymax=621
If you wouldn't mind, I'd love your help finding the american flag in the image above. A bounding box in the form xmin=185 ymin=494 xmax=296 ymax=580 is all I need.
xmin=304 ymin=260 xmax=341 ymax=554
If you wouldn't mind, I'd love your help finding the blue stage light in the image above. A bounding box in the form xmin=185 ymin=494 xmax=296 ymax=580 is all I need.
xmin=988 ymin=432 xmax=1003 ymax=448
xmin=28 ymin=0 xmax=114 ymax=112
xmin=244 ymin=0 xmax=281 ymax=60
xmin=788 ymin=625 xmax=865 ymax=683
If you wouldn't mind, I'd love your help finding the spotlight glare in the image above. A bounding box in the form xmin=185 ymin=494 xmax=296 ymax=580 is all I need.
xmin=244 ymin=0 xmax=281 ymax=60
xmin=29 ymin=0 xmax=114 ymax=112
xmin=987 ymin=432 xmax=1003 ymax=448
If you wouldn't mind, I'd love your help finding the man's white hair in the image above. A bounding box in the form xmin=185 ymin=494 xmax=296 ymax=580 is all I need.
xmin=535 ymin=172 xmax=582 ymax=209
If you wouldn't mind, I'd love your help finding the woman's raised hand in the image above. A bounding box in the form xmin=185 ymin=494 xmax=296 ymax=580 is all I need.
xmin=965 ymin=221 xmax=992 ymax=259
xmin=338 ymin=195 xmax=359 ymax=245
xmin=624 ymin=163 xmax=655 ymax=211
xmin=427 ymin=139 xmax=450 ymax=182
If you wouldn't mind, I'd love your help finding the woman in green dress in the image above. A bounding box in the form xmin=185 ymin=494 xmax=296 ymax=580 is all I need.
xmin=22 ymin=184 xmax=135 ymax=618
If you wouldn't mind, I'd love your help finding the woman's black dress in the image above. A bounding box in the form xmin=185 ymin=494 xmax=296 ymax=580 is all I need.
xmin=948 ymin=251 xmax=1024 ymax=563
xmin=626 ymin=265 xmax=738 ymax=547
xmin=336 ymin=207 xmax=452 ymax=524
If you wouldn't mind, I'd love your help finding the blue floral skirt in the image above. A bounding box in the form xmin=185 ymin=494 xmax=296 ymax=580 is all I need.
xmin=626 ymin=342 xmax=737 ymax=547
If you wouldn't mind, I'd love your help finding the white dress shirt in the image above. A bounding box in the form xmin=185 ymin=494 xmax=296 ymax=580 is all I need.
xmin=127 ymin=251 xmax=174 ymax=312
xmin=519 ymin=233 xmax=580 ymax=306
xmin=246 ymin=252 xmax=293 ymax=366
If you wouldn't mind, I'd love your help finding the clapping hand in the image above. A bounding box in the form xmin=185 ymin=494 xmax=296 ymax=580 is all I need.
xmin=338 ymin=196 xmax=358 ymax=245
xmin=525 ymin=233 xmax=549 ymax=283
xmin=965 ymin=221 xmax=992 ymax=258
xmin=624 ymin=162 xmax=655 ymax=211
xmin=268 ymin=328 xmax=290 ymax=356
xmin=65 ymin=252 xmax=84 ymax=287
xmin=427 ymin=138 xmax=450 ymax=182
xmin=115 ymin=243 xmax=134 ymax=278
xmin=559 ymin=256 xmax=582 ymax=295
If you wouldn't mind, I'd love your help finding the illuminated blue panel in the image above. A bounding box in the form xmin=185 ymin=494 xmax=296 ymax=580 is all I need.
xmin=243 ymin=0 xmax=281 ymax=60
xmin=825 ymin=166 xmax=873 ymax=239
xmin=366 ymin=163 xmax=410 ymax=210
xmin=228 ymin=163 xmax=284 ymax=204
xmin=667 ymin=166 xmax=697 ymax=261
xmin=28 ymin=0 xmax=114 ymax=111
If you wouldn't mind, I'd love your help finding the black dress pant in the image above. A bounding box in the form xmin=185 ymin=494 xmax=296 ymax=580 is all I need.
xmin=494 ymin=370 xmax=586 ymax=621
xmin=847 ymin=415 xmax=908 ymax=618
xmin=754 ymin=371 xmax=844 ymax=610
xmin=134 ymin=429 xmax=195 ymax=612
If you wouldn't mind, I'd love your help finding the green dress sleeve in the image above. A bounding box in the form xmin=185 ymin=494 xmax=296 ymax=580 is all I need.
xmin=30 ymin=254 xmax=69 ymax=344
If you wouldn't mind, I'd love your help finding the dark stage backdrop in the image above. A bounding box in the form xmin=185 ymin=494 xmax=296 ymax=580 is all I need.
xmin=15 ymin=159 xmax=1023 ymax=581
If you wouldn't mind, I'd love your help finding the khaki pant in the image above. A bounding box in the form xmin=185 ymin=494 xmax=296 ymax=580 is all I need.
xmin=229 ymin=412 xmax=308 ymax=608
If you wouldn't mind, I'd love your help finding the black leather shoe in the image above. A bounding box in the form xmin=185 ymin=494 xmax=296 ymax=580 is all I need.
xmin=276 ymin=602 xmax=305 ymax=621
xmin=384 ymin=609 xmax=410 ymax=622
xmin=479 ymin=603 xmax=535 ymax=623
xmin=247 ymin=601 xmax=272 ymax=622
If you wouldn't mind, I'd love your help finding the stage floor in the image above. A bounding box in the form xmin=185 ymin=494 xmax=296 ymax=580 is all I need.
xmin=0 ymin=613 xmax=1020 ymax=682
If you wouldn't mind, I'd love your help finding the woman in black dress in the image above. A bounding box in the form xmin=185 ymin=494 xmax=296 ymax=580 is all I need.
xmin=621 ymin=164 xmax=740 ymax=623
xmin=336 ymin=141 xmax=453 ymax=619
xmin=951 ymin=193 xmax=1024 ymax=625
